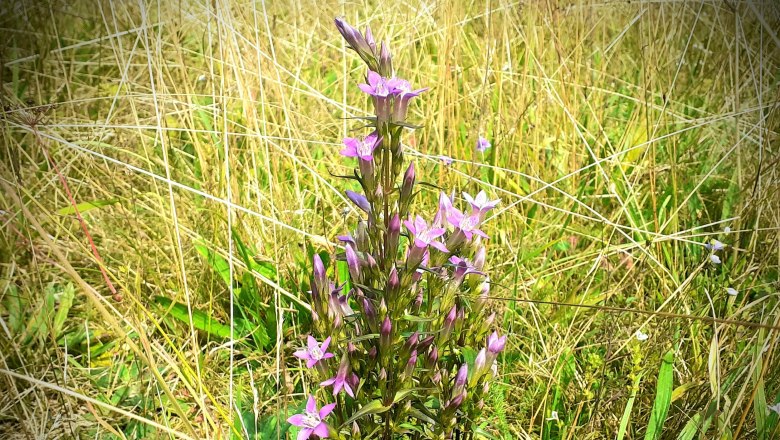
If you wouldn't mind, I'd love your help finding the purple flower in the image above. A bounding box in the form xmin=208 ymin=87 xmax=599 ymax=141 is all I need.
xmin=359 ymin=71 xmax=394 ymax=122
xmin=463 ymin=191 xmax=500 ymax=216
xmin=387 ymin=77 xmax=428 ymax=121
xmin=346 ymin=190 xmax=371 ymax=213
xmin=709 ymin=254 xmax=721 ymax=264
xmin=294 ymin=335 xmax=335 ymax=368
xmin=439 ymin=155 xmax=454 ymax=166
xmin=726 ymin=287 xmax=738 ymax=296
xmin=345 ymin=244 xmax=361 ymax=281
xmin=487 ymin=331 xmax=507 ymax=354
xmin=704 ymin=239 xmax=725 ymax=252
xmin=448 ymin=255 xmax=485 ymax=280
xmin=405 ymin=215 xmax=449 ymax=253
xmin=327 ymin=285 xmax=354 ymax=327
xmin=334 ymin=17 xmax=378 ymax=70
xmin=447 ymin=209 xmax=489 ymax=240
xmin=474 ymin=348 xmax=487 ymax=373
xmin=476 ymin=136 xmax=491 ymax=152
xmin=340 ymin=132 xmax=381 ymax=161
xmin=321 ymin=354 xmax=356 ymax=398
xmin=287 ymin=395 xmax=335 ymax=439
xmin=433 ymin=192 xmax=455 ymax=228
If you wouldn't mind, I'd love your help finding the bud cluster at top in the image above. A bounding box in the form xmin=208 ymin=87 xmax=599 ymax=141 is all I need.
xmin=287 ymin=18 xmax=507 ymax=440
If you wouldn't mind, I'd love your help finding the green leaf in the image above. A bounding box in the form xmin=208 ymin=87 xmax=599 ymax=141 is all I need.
xmin=617 ymin=373 xmax=643 ymax=440
xmin=53 ymin=283 xmax=75 ymax=337
xmin=153 ymin=296 xmax=232 ymax=339
xmin=195 ymin=242 xmax=232 ymax=287
xmin=342 ymin=399 xmax=391 ymax=426
xmin=56 ymin=199 xmax=118 ymax=215
xmin=644 ymin=350 xmax=675 ymax=440
xmin=676 ymin=413 xmax=702 ymax=440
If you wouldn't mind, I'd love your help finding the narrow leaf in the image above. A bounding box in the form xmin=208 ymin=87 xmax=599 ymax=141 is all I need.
xmin=644 ymin=350 xmax=675 ymax=440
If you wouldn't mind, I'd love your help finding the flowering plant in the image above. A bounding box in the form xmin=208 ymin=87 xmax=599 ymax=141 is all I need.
xmin=288 ymin=18 xmax=506 ymax=439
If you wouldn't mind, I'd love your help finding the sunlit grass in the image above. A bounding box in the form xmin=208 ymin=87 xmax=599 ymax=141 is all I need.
xmin=1 ymin=0 xmax=778 ymax=438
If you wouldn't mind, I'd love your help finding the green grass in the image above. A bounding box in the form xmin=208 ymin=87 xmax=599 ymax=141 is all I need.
xmin=1 ymin=1 xmax=779 ymax=438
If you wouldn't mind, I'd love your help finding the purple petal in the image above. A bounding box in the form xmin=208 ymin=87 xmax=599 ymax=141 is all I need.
xmin=287 ymin=414 xmax=305 ymax=427
xmin=344 ymin=382 xmax=355 ymax=398
xmin=306 ymin=358 xmax=318 ymax=368
xmin=430 ymin=241 xmax=449 ymax=253
xmin=474 ymin=229 xmax=490 ymax=239
xmin=306 ymin=395 xmax=317 ymax=413
xmin=323 ymin=352 xmax=335 ymax=359
xmin=297 ymin=428 xmax=313 ymax=440
xmin=293 ymin=350 xmax=310 ymax=360
xmin=403 ymin=220 xmax=416 ymax=234
xmin=321 ymin=336 xmax=331 ymax=352
xmin=428 ymin=227 xmax=446 ymax=238
xmin=332 ymin=380 xmax=343 ymax=396
xmin=358 ymin=83 xmax=374 ymax=94
xmin=319 ymin=403 xmax=337 ymax=418
xmin=320 ymin=378 xmax=336 ymax=386
xmin=307 ymin=335 xmax=318 ymax=351
xmin=367 ymin=70 xmax=381 ymax=87
xmin=313 ymin=423 xmax=330 ymax=438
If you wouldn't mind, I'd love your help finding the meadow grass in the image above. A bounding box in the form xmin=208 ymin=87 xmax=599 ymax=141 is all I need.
xmin=1 ymin=0 xmax=779 ymax=438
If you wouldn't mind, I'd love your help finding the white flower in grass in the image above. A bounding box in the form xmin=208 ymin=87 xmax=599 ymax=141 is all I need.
xmin=726 ymin=287 xmax=738 ymax=296
xmin=768 ymin=402 xmax=780 ymax=415
xmin=709 ymin=254 xmax=721 ymax=265
xmin=546 ymin=410 xmax=559 ymax=421
xmin=724 ymin=226 xmax=731 ymax=233
xmin=635 ymin=330 xmax=649 ymax=341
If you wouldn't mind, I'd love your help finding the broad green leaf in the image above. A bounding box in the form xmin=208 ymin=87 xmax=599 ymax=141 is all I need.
xmin=676 ymin=413 xmax=702 ymax=440
xmin=342 ymin=399 xmax=391 ymax=426
xmin=57 ymin=199 xmax=118 ymax=215
xmin=644 ymin=350 xmax=675 ymax=440
xmin=153 ymin=296 xmax=232 ymax=339
xmin=195 ymin=242 xmax=232 ymax=287
xmin=617 ymin=373 xmax=643 ymax=440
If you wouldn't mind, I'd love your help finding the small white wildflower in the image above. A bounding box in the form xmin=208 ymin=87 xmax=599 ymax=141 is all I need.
xmin=635 ymin=330 xmax=649 ymax=341
xmin=705 ymin=240 xmax=725 ymax=251
xmin=726 ymin=287 xmax=738 ymax=296
xmin=768 ymin=402 xmax=780 ymax=415
xmin=546 ymin=410 xmax=559 ymax=421
xmin=709 ymin=254 xmax=721 ymax=264
xmin=197 ymin=74 xmax=207 ymax=82
xmin=724 ymin=226 xmax=731 ymax=233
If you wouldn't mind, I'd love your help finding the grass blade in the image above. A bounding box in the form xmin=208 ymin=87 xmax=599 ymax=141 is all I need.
xmin=644 ymin=350 xmax=675 ymax=440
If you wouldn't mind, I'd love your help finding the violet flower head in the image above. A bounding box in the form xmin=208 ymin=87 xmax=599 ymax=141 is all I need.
xmin=463 ymin=190 xmax=500 ymax=216
xmin=294 ymin=335 xmax=335 ymax=368
xmin=447 ymin=208 xmax=489 ymax=240
xmin=476 ymin=136 xmax=491 ymax=152
xmin=404 ymin=215 xmax=449 ymax=253
xmin=345 ymin=244 xmax=361 ymax=281
xmin=439 ymin=155 xmax=454 ymax=166
xmin=449 ymin=256 xmax=485 ymax=281
xmin=433 ymin=191 xmax=455 ymax=227
xmin=321 ymin=354 xmax=356 ymax=397
xmin=287 ymin=395 xmax=335 ymax=439
xmin=704 ymin=239 xmax=725 ymax=252
xmin=487 ymin=331 xmax=507 ymax=354
xmin=340 ymin=132 xmax=381 ymax=161
xmin=388 ymin=77 xmax=428 ymax=122
xmin=359 ymin=71 xmax=394 ymax=122
xmin=346 ymin=190 xmax=371 ymax=213
xmin=334 ymin=17 xmax=378 ymax=69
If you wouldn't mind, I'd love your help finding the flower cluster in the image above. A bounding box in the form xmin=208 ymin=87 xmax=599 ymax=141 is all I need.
xmin=288 ymin=18 xmax=506 ymax=439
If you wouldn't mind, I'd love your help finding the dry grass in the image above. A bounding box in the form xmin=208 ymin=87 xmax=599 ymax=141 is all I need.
xmin=1 ymin=0 xmax=779 ymax=438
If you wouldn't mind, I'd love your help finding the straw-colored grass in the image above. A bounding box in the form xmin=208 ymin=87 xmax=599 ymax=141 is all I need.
xmin=1 ymin=0 xmax=778 ymax=438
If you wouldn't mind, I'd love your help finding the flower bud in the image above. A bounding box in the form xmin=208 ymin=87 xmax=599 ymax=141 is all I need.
xmin=474 ymin=348 xmax=487 ymax=374
xmin=426 ymin=346 xmax=439 ymax=370
xmin=447 ymin=391 xmax=466 ymax=410
xmin=334 ymin=17 xmax=378 ymax=70
xmin=404 ymin=331 xmax=420 ymax=352
xmin=361 ymin=297 xmax=376 ymax=324
xmin=348 ymin=342 xmax=357 ymax=355
xmin=487 ymin=331 xmax=507 ymax=355
xmin=346 ymin=190 xmax=371 ymax=213
xmin=368 ymin=346 xmax=378 ymax=360
xmin=419 ymin=335 xmax=435 ymax=353
xmin=473 ymin=246 xmax=486 ymax=271
xmin=432 ymin=370 xmax=442 ymax=384
xmin=477 ymin=399 xmax=485 ymax=410
xmin=346 ymin=243 xmax=361 ymax=282
xmin=404 ymin=350 xmax=417 ymax=376
xmin=356 ymin=222 xmax=369 ymax=249
xmin=380 ymin=316 xmax=392 ymax=351
xmin=313 ymin=254 xmax=326 ymax=293
xmin=378 ymin=41 xmax=392 ymax=77
xmin=400 ymin=162 xmax=415 ymax=205
xmin=352 ymin=422 xmax=360 ymax=437
xmin=442 ymin=305 xmax=457 ymax=338
xmin=379 ymin=367 xmax=387 ymax=382
xmin=387 ymin=213 xmax=400 ymax=259
xmin=413 ymin=290 xmax=423 ymax=312
xmin=483 ymin=381 xmax=490 ymax=394
xmin=455 ymin=363 xmax=468 ymax=389
xmin=387 ymin=266 xmax=400 ymax=298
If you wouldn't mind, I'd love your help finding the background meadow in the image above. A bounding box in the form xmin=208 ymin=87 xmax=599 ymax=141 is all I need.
xmin=1 ymin=0 xmax=779 ymax=438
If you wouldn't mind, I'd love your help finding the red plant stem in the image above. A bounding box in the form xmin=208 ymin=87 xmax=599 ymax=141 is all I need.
xmin=41 ymin=145 xmax=117 ymax=296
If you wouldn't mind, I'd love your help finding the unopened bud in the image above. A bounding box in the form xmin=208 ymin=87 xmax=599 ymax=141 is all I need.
xmin=473 ymin=246 xmax=486 ymax=271
xmin=346 ymin=190 xmax=371 ymax=213
xmin=368 ymin=346 xmax=378 ymax=360
xmin=426 ymin=346 xmax=439 ymax=370
xmin=455 ymin=363 xmax=468 ymax=389
xmin=474 ymin=348 xmax=487 ymax=374
xmin=348 ymin=342 xmax=357 ymax=355
xmin=400 ymin=162 xmax=415 ymax=205
xmin=404 ymin=331 xmax=419 ymax=352
xmin=477 ymin=399 xmax=485 ymax=410
xmin=387 ymin=213 xmax=400 ymax=259
xmin=419 ymin=335 xmax=435 ymax=353
xmin=361 ymin=297 xmax=376 ymax=323
xmin=352 ymin=422 xmax=360 ymax=436
xmin=387 ymin=266 xmax=400 ymax=297
xmin=346 ymin=244 xmax=361 ymax=282
xmin=356 ymin=222 xmax=369 ymax=249
xmin=379 ymin=367 xmax=387 ymax=382
xmin=313 ymin=254 xmax=326 ymax=293
xmin=378 ymin=41 xmax=392 ymax=76
xmin=404 ymin=350 xmax=417 ymax=376
xmin=448 ymin=391 xmax=466 ymax=409
xmin=380 ymin=316 xmax=392 ymax=351
xmin=432 ymin=370 xmax=442 ymax=384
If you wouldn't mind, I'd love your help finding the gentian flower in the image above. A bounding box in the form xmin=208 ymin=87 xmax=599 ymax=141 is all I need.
xmin=405 ymin=215 xmax=449 ymax=252
xmin=433 ymin=191 xmax=456 ymax=228
xmin=321 ymin=354 xmax=356 ymax=397
xmin=463 ymin=191 xmax=500 ymax=216
xmin=486 ymin=331 xmax=506 ymax=364
xmin=287 ymin=395 xmax=335 ymax=439
xmin=709 ymin=254 xmax=721 ymax=264
xmin=447 ymin=209 xmax=489 ymax=240
xmin=448 ymin=256 xmax=485 ymax=281
xmin=294 ymin=335 xmax=335 ymax=368
xmin=388 ymin=77 xmax=428 ymax=122
xmin=334 ymin=17 xmax=378 ymax=70
xmin=704 ymin=239 xmax=725 ymax=251
xmin=359 ymin=71 xmax=394 ymax=123
xmin=340 ymin=132 xmax=381 ymax=161
xmin=327 ymin=285 xmax=354 ymax=327
xmin=476 ymin=136 xmax=491 ymax=152
xmin=439 ymin=155 xmax=454 ymax=166
xmin=346 ymin=190 xmax=371 ymax=213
